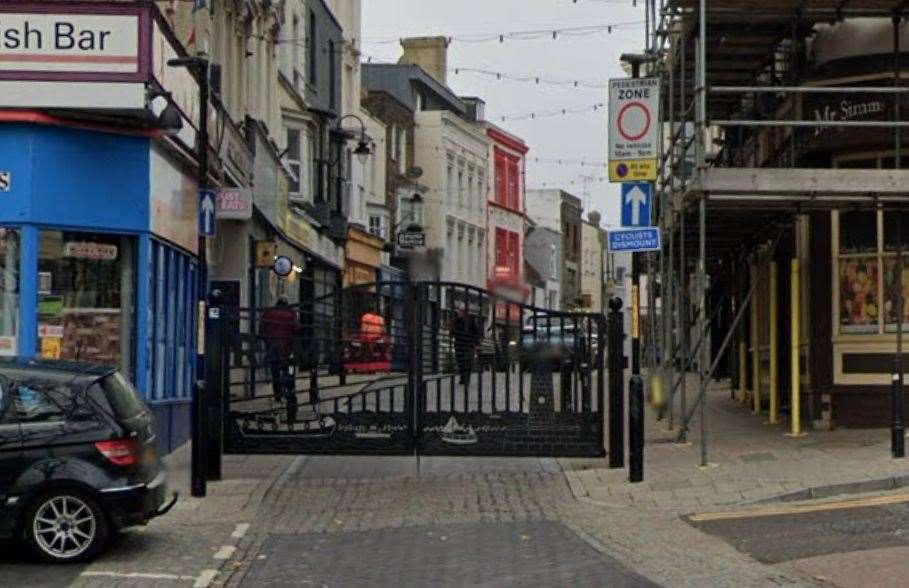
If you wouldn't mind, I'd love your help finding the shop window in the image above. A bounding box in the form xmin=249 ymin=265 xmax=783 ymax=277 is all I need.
xmin=0 ymin=229 xmax=19 ymax=357
xmin=839 ymin=211 xmax=877 ymax=254
xmin=38 ymin=231 xmax=135 ymax=375
xmin=146 ymin=240 xmax=196 ymax=402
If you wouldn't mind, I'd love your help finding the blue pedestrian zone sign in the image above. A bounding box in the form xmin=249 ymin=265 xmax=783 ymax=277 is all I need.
xmin=608 ymin=227 xmax=661 ymax=252
xmin=621 ymin=182 xmax=652 ymax=227
xmin=199 ymin=189 xmax=217 ymax=237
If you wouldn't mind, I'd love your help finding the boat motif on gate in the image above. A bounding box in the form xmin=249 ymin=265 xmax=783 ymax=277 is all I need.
xmin=439 ymin=416 xmax=479 ymax=445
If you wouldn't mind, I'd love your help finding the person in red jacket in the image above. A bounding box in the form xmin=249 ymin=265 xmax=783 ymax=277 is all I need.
xmin=260 ymin=297 xmax=301 ymax=428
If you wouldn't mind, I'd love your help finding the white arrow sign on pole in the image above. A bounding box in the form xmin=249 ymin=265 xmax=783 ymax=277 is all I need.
xmin=199 ymin=189 xmax=216 ymax=236
xmin=620 ymin=182 xmax=652 ymax=227
xmin=625 ymin=185 xmax=647 ymax=226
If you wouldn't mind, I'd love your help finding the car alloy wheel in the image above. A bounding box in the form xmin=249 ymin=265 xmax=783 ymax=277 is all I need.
xmin=26 ymin=490 xmax=109 ymax=563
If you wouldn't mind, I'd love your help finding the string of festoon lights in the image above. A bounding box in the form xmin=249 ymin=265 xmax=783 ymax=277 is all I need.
xmin=363 ymin=20 xmax=644 ymax=46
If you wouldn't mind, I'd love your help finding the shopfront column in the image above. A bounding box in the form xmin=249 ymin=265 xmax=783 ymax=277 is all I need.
xmin=19 ymin=225 xmax=38 ymax=358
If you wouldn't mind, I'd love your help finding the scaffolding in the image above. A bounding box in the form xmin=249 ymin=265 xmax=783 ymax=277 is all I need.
xmin=643 ymin=0 xmax=909 ymax=464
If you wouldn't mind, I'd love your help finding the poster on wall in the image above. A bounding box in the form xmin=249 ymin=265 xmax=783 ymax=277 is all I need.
xmin=884 ymin=257 xmax=909 ymax=332
xmin=0 ymin=336 xmax=16 ymax=357
xmin=38 ymin=272 xmax=52 ymax=296
xmin=839 ymin=257 xmax=879 ymax=334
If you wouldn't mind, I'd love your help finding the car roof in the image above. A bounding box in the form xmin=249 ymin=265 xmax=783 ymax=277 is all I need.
xmin=0 ymin=357 xmax=116 ymax=384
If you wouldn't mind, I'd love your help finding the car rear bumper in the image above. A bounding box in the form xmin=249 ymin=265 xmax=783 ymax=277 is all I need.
xmin=100 ymin=471 xmax=173 ymax=529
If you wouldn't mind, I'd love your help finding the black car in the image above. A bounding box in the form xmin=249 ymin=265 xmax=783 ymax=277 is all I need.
xmin=0 ymin=358 xmax=176 ymax=563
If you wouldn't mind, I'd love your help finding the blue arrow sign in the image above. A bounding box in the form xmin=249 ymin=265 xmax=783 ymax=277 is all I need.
xmin=199 ymin=189 xmax=217 ymax=237
xmin=621 ymin=182 xmax=652 ymax=227
xmin=608 ymin=227 xmax=661 ymax=252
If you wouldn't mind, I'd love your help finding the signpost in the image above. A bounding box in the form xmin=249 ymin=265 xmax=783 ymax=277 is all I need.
xmin=608 ymin=78 xmax=660 ymax=182
xmin=607 ymin=227 xmax=662 ymax=252
xmin=199 ymin=189 xmax=216 ymax=237
xmin=621 ymin=182 xmax=652 ymax=227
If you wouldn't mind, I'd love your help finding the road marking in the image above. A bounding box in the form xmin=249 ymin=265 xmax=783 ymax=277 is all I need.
xmin=81 ymin=571 xmax=197 ymax=581
xmin=214 ymin=545 xmax=237 ymax=560
xmin=231 ymin=522 xmax=251 ymax=539
xmin=689 ymin=492 xmax=909 ymax=522
xmin=194 ymin=569 xmax=219 ymax=588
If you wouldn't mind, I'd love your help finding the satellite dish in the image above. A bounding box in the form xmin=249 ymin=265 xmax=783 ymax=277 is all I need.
xmin=406 ymin=166 xmax=423 ymax=179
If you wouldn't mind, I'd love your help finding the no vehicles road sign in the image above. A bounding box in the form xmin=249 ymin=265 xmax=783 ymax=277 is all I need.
xmin=609 ymin=77 xmax=660 ymax=182
xmin=607 ymin=227 xmax=661 ymax=253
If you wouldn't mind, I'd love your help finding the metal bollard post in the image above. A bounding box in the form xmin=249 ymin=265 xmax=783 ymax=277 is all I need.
xmin=608 ymin=297 xmax=625 ymax=468
xmin=629 ymin=375 xmax=645 ymax=483
xmin=191 ymin=380 xmax=207 ymax=498
xmin=205 ymin=289 xmax=224 ymax=481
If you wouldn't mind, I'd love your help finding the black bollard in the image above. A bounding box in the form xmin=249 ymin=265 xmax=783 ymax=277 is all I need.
xmin=629 ymin=375 xmax=645 ymax=483
xmin=608 ymin=297 xmax=625 ymax=468
xmin=205 ymin=289 xmax=224 ymax=481
xmin=191 ymin=380 xmax=207 ymax=497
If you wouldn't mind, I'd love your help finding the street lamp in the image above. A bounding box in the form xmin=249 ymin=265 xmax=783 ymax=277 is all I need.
xmin=335 ymin=113 xmax=372 ymax=165
xmin=167 ymin=55 xmax=212 ymax=498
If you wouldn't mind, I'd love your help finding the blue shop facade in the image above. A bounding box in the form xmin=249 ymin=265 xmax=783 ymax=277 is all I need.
xmin=0 ymin=122 xmax=199 ymax=452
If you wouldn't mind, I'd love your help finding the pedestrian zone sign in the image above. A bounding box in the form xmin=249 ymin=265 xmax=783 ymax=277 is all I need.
xmin=621 ymin=182 xmax=652 ymax=227
xmin=608 ymin=227 xmax=661 ymax=252
xmin=609 ymin=77 xmax=660 ymax=182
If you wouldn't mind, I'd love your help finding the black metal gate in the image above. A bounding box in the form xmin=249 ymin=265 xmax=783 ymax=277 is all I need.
xmin=217 ymin=281 xmax=606 ymax=458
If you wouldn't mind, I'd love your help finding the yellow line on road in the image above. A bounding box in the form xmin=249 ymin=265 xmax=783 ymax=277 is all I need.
xmin=689 ymin=492 xmax=909 ymax=522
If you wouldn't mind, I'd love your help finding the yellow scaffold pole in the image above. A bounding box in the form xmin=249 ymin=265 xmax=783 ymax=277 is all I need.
xmin=769 ymin=261 xmax=779 ymax=424
xmin=790 ymin=258 xmax=803 ymax=437
xmin=751 ymin=263 xmax=761 ymax=415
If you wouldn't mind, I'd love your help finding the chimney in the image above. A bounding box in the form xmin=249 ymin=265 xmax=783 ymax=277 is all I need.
xmin=399 ymin=36 xmax=449 ymax=85
xmin=588 ymin=211 xmax=601 ymax=227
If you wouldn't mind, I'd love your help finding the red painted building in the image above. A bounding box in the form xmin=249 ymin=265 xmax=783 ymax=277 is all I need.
xmin=485 ymin=124 xmax=529 ymax=314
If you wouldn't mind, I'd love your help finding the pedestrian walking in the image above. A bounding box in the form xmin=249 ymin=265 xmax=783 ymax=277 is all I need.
xmin=260 ymin=297 xmax=301 ymax=428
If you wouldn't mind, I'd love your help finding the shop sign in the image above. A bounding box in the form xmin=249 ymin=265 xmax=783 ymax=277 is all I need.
xmin=215 ymin=188 xmax=251 ymax=220
xmin=0 ymin=335 xmax=16 ymax=356
xmin=63 ymin=241 xmax=118 ymax=260
xmin=397 ymin=229 xmax=426 ymax=249
xmin=809 ymin=95 xmax=888 ymax=136
xmin=0 ymin=171 xmax=10 ymax=192
xmin=255 ymin=241 xmax=277 ymax=268
xmin=38 ymin=271 xmax=52 ymax=295
xmin=38 ymin=324 xmax=64 ymax=339
xmin=38 ymin=296 xmax=63 ymax=317
xmin=0 ymin=12 xmax=140 ymax=74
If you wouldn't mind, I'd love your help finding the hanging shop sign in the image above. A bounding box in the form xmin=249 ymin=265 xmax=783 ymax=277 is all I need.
xmin=397 ymin=230 xmax=426 ymax=249
xmin=254 ymin=241 xmax=278 ymax=268
xmin=63 ymin=241 xmax=118 ymax=261
xmin=216 ymin=187 xmax=252 ymax=221
xmin=609 ymin=77 xmax=660 ymax=182
xmin=272 ymin=255 xmax=294 ymax=278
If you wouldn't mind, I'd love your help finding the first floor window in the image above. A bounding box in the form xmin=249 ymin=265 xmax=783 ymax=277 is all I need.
xmin=286 ymin=128 xmax=302 ymax=196
xmin=369 ymin=215 xmax=385 ymax=239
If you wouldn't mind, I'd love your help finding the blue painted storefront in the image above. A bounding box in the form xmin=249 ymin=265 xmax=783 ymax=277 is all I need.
xmin=0 ymin=123 xmax=198 ymax=453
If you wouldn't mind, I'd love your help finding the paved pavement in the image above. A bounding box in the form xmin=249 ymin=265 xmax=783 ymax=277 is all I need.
xmin=561 ymin=375 xmax=909 ymax=513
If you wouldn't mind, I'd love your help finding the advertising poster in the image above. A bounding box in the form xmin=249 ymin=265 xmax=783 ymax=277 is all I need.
xmin=839 ymin=257 xmax=879 ymax=333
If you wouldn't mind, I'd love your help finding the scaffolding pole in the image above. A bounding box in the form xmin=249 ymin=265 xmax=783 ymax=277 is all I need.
xmin=678 ymin=20 xmax=689 ymax=443
xmin=696 ymin=0 xmax=708 ymax=467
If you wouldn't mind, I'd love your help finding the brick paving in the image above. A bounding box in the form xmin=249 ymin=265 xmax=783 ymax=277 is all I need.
xmin=562 ymin=375 xmax=909 ymax=514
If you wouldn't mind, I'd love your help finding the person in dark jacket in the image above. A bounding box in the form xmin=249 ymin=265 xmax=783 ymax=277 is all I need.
xmin=454 ymin=312 xmax=480 ymax=386
xmin=260 ymin=298 xmax=301 ymax=428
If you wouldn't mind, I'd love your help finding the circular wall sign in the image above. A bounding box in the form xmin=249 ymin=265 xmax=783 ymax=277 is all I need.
xmin=273 ymin=255 xmax=294 ymax=278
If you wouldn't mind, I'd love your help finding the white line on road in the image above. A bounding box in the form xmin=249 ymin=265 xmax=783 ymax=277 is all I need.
xmin=213 ymin=545 xmax=237 ymax=560
xmin=81 ymin=571 xmax=197 ymax=581
xmin=231 ymin=522 xmax=251 ymax=539
xmin=194 ymin=569 xmax=219 ymax=588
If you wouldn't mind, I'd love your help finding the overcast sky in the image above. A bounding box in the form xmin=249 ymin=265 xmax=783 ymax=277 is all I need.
xmin=362 ymin=0 xmax=647 ymax=228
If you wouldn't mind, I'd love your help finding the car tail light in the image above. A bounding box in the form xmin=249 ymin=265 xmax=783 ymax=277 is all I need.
xmin=95 ymin=439 xmax=141 ymax=467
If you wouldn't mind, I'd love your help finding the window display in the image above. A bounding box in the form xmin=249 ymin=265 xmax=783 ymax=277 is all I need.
xmin=37 ymin=231 xmax=135 ymax=374
xmin=839 ymin=256 xmax=879 ymax=334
